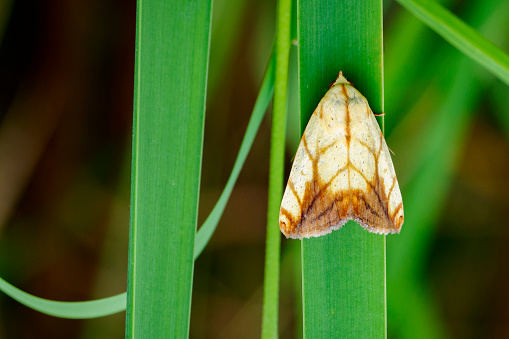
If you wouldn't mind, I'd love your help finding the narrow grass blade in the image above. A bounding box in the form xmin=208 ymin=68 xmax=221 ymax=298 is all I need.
xmin=262 ymin=0 xmax=292 ymax=336
xmin=0 ymin=277 xmax=125 ymax=319
xmin=298 ymin=0 xmax=385 ymax=337
xmin=396 ymin=0 xmax=509 ymax=86
xmin=126 ymin=0 xmax=212 ymax=337
xmin=194 ymin=52 xmax=275 ymax=259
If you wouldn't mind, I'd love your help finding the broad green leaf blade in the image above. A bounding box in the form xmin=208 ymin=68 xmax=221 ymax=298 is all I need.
xmin=396 ymin=0 xmax=509 ymax=86
xmin=298 ymin=0 xmax=385 ymax=337
xmin=0 ymin=277 xmax=125 ymax=319
xmin=194 ymin=51 xmax=275 ymax=259
xmin=126 ymin=0 xmax=212 ymax=337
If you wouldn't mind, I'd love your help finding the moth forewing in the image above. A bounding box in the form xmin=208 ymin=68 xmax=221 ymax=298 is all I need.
xmin=279 ymin=72 xmax=404 ymax=239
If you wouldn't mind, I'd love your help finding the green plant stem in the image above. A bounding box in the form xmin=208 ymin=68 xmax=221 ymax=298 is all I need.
xmin=261 ymin=0 xmax=291 ymax=336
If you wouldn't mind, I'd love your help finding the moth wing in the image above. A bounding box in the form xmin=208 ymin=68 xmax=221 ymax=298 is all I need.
xmin=279 ymin=87 xmax=351 ymax=238
xmin=279 ymin=74 xmax=404 ymax=239
xmin=347 ymin=98 xmax=404 ymax=234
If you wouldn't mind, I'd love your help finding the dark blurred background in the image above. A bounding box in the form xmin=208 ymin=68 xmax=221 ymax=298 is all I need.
xmin=0 ymin=0 xmax=508 ymax=338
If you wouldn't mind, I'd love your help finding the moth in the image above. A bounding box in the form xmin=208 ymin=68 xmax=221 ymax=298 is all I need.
xmin=279 ymin=72 xmax=404 ymax=239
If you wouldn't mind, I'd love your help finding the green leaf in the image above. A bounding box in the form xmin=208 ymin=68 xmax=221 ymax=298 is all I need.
xmin=0 ymin=277 xmax=125 ymax=319
xmin=396 ymin=0 xmax=509 ymax=86
xmin=126 ymin=0 xmax=212 ymax=337
xmin=298 ymin=0 xmax=385 ymax=337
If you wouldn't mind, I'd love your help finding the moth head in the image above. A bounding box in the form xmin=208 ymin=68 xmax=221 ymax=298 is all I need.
xmin=332 ymin=71 xmax=353 ymax=87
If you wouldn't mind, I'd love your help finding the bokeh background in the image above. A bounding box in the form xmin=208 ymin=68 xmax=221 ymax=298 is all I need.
xmin=0 ymin=0 xmax=508 ymax=338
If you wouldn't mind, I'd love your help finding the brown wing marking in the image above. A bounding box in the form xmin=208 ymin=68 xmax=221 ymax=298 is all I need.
xmin=341 ymin=84 xmax=352 ymax=148
xmin=351 ymin=132 xmax=401 ymax=233
xmin=288 ymin=180 xmax=301 ymax=207
xmin=387 ymin=176 xmax=397 ymax=200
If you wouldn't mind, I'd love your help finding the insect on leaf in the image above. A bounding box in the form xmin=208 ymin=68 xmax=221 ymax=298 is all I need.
xmin=280 ymin=72 xmax=404 ymax=239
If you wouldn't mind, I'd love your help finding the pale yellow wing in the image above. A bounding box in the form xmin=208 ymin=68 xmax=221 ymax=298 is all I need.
xmin=279 ymin=72 xmax=404 ymax=239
